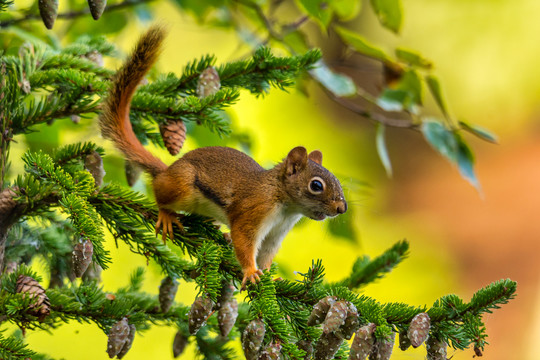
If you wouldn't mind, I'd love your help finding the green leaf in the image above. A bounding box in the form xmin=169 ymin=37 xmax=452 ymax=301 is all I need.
xmin=377 ymin=70 xmax=422 ymax=113
xmin=459 ymin=121 xmax=498 ymax=144
xmin=331 ymin=0 xmax=362 ymax=21
xmin=310 ymin=60 xmax=357 ymax=97
xmin=328 ymin=207 xmax=357 ymax=243
xmin=426 ymin=74 xmax=449 ymax=118
xmin=334 ymin=26 xmax=391 ymax=62
xmin=370 ymin=0 xmax=403 ymax=34
xmin=376 ymin=123 xmax=392 ymax=177
xmin=422 ymin=120 xmax=481 ymax=190
xmin=395 ymin=47 xmax=432 ymax=69
xmin=377 ymin=89 xmax=408 ymax=112
xmin=456 ymin=135 xmax=480 ymax=191
xmin=295 ymin=0 xmax=334 ymax=30
xmin=421 ymin=120 xmax=458 ymax=162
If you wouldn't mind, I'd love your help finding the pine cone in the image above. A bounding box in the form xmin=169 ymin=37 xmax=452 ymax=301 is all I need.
xmin=160 ymin=120 xmax=187 ymax=156
xmin=84 ymin=151 xmax=105 ymax=188
xmin=337 ymin=301 xmax=360 ymax=340
xmin=188 ymin=296 xmax=214 ymax=335
xmin=296 ymin=340 xmax=313 ymax=360
xmin=348 ymin=323 xmax=376 ymax=360
xmin=124 ymin=160 xmax=142 ymax=187
xmin=107 ymin=317 xmax=130 ymax=358
xmin=0 ymin=187 xmax=18 ymax=223
xmin=314 ymin=332 xmax=343 ymax=360
xmin=308 ymin=296 xmax=337 ymax=326
xmin=38 ymin=0 xmax=58 ymax=29
xmin=322 ymin=300 xmax=348 ymax=335
xmin=398 ymin=330 xmax=411 ymax=351
xmin=408 ymin=312 xmax=430 ymax=348
xmin=217 ymin=281 xmax=235 ymax=307
xmin=158 ymin=276 xmax=179 ymax=313
xmin=242 ymin=319 xmax=266 ymax=360
xmin=117 ymin=324 xmax=136 ymax=359
xmin=172 ymin=331 xmax=189 ymax=358
xmin=218 ymin=297 xmax=238 ymax=337
xmin=72 ymin=238 xmax=94 ymax=278
xmin=259 ymin=342 xmax=282 ymax=360
xmin=87 ymin=0 xmax=107 ymax=20
xmin=84 ymin=50 xmax=104 ymax=67
xmin=196 ymin=66 xmax=221 ymax=98
xmin=16 ymin=275 xmax=50 ymax=321
xmin=426 ymin=336 xmax=447 ymax=360
xmin=82 ymin=261 xmax=102 ymax=282
xmin=369 ymin=331 xmax=395 ymax=360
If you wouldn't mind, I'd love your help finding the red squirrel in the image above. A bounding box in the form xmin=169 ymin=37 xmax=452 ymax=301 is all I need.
xmin=99 ymin=25 xmax=347 ymax=287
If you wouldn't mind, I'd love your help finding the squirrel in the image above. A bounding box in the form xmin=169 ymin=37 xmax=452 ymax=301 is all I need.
xmin=99 ymin=25 xmax=348 ymax=287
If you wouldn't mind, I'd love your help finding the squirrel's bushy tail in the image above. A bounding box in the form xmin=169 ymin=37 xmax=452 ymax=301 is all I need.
xmin=99 ymin=25 xmax=168 ymax=177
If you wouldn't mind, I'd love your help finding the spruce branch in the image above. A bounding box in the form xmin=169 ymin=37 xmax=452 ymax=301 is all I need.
xmin=336 ymin=239 xmax=409 ymax=289
xmin=0 ymin=329 xmax=36 ymax=359
xmin=0 ymin=0 xmax=153 ymax=28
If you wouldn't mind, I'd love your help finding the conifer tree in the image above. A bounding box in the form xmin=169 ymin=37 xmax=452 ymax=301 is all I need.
xmin=0 ymin=0 xmax=517 ymax=358
xmin=0 ymin=30 xmax=517 ymax=360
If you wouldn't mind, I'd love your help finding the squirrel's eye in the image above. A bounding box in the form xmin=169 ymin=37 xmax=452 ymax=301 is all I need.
xmin=309 ymin=179 xmax=324 ymax=193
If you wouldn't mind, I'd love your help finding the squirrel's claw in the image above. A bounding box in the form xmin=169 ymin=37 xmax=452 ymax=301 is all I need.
xmin=241 ymin=269 xmax=264 ymax=290
xmin=156 ymin=209 xmax=184 ymax=243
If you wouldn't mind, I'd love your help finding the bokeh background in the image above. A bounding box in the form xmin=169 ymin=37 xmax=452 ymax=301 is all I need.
xmin=3 ymin=0 xmax=540 ymax=359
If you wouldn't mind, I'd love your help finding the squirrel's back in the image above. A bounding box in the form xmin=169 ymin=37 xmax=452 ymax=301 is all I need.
xmin=99 ymin=25 xmax=168 ymax=177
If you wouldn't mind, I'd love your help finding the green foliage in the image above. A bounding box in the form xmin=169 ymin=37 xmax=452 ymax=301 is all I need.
xmin=0 ymin=1 xmax=516 ymax=359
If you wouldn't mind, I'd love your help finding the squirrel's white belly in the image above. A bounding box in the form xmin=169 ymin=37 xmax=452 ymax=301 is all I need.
xmin=256 ymin=205 xmax=302 ymax=253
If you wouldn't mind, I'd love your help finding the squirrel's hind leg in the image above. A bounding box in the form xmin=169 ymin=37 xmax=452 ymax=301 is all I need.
xmin=155 ymin=209 xmax=185 ymax=242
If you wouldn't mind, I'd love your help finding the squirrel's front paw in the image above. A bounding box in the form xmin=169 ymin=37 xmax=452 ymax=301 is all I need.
xmin=241 ymin=268 xmax=263 ymax=290
xmin=155 ymin=209 xmax=184 ymax=243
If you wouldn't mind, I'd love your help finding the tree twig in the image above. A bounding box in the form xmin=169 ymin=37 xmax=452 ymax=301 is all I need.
xmin=0 ymin=0 xmax=154 ymax=28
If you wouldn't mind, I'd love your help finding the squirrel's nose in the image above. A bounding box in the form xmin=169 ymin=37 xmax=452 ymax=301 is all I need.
xmin=336 ymin=200 xmax=347 ymax=214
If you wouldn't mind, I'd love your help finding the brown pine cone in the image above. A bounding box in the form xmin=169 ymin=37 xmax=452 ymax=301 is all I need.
xmin=196 ymin=66 xmax=221 ymax=98
xmin=173 ymin=331 xmax=189 ymax=358
xmin=258 ymin=342 xmax=282 ymax=360
xmin=0 ymin=187 xmax=18 ymax=225
xmin=426 ymin=336 xmax=447 ymax=360
xmin=84 ymin=151 xmax=105 ymax=188
xmin=398 ymin=330 xmax=411 ymax=351
xmin=337 ymin=301 xmax=360 ymax=340
xmin=72 ymin=238 xmax=94 ymax=278
xmin=296 ymin=340 xmax=313 ymax=360
xmin=307 ymin=296 xmax=337 ymax=326
xmin=38 ymin=0 xmax=58 ymax=29
xmin=107 ymin=317 xmax=130 ymax=358
xmin=117 ymin=324 xmax=136 ymax=359
xmin=158 ymin=276 xmax=179 ymax=313
xmin=218 ymin=297 xmax=238 ymax=337
xmin=188 ymin=296 xmax=214 ymax=335
xmin=314 ymin=332 xmax=343 ymax=360
xmin=322 ymin=300 xmax=348 ymax=335
xmin=160 ymin=120 xmax=187 ymax=156
xmin=16 ymin=275 xmax=50 ymax=321
xmin=87 ymin=0 xmax=107 ymax=20
xmin=369 ymin=331 xmax=395 ymax=360
xmin=348 ymin=323 xmax=376 ymax=360
xmin=124 ymin=160 xmax=142 ymax=187
xmin=408 ymin=312 xmax=430 ymax=348
xmin=242 ymin=319 xmax=266 ymax=360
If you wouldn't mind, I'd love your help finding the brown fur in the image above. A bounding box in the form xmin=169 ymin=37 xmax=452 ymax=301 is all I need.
xmin=99 ymin=26 xmax=347 ymax=287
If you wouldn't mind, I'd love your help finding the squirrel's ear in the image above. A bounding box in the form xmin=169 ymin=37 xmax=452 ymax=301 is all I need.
xmin=308 ymin=150 xmax=322 ymax=165
xmin=285 ymin=146 xmax=308 ymax=176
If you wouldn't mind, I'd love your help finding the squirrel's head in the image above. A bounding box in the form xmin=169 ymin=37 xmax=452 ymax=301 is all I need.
xmin=280 ymin=146 xmax=347 ymax=221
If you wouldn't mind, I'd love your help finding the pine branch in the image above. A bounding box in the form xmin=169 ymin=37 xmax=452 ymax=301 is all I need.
xmin=0 ymin=0 xmax=153 ymax=28
xmin=335 ymin=239 xmax=409 ymax=289
xmin=0 ymin=330 xmax=36 ymax=359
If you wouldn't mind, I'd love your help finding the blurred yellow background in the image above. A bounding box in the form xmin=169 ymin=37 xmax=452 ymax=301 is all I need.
xmin=13 ymin=0 xmax=540 ymax=359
